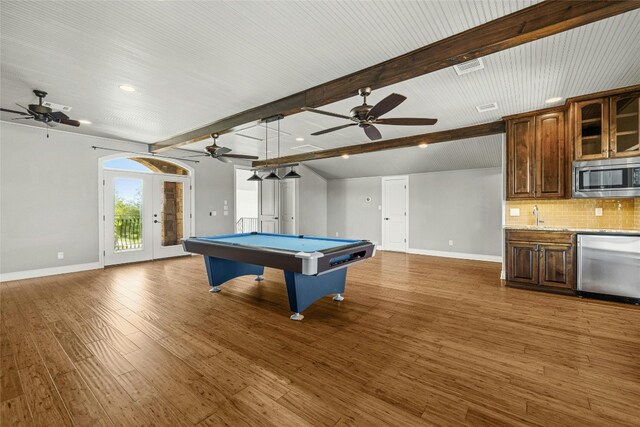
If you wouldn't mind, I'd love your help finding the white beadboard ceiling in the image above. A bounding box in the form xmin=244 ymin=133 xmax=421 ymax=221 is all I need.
xmin=306 ymin=134 xmax=503 ymax=180
xmin=1 ymin=1 xmax=639 ymax=177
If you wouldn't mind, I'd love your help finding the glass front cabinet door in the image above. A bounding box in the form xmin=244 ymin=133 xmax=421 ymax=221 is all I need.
xmin=575 ymin=98 xmax=609 ymax=160
xmin=610 ymin=93 xmax=640 ymax=158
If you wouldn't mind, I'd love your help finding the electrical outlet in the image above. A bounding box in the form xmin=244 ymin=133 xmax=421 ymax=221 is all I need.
xmin=595 ymin=207 xmax=603 ymax=217
xmin=449 ymin=240 xmax=454 ymax=246
xmin=57 ymin=252 xmax=64 ymax=260
xmin=210 ymin=211 xmax=217 ymax=216
xmin=335 ymin=232 xmax=339 ymax=237
xmin=509 ymin=208 xmax=520 ymax=217
xmin=224 ymin=200 xmax=228 ymax=205
xmin=223 ymin=211 xmax=228 ymax=216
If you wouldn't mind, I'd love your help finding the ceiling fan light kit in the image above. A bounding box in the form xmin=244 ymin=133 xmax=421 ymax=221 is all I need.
xmin=304 ymin=87 xmax=437 ymax=141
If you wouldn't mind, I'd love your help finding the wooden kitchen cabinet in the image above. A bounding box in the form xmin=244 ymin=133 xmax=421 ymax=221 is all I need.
xmin=505 ymin=230 xmax=576 ymax=293
xmin=506 ymin=110 xmax=567 ymax=200
xmin=573 ymin=91 xmax=640 ymax=160
xmin=610 ymin=93 xmax=640 ymax=158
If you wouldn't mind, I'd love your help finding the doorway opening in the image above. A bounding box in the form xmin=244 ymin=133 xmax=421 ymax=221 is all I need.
xmin=235 ymin=168 xmax=259 ymax=233
xmin=99 ymin=156 xmax=193 ymax=266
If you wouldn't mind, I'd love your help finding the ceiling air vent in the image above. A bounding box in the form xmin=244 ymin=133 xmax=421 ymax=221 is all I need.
xmin=291 ymin=144 xmax=323 ymax=152
xmin=476 ymin=102 xmax=498 ymax=113
xmin=453 ymin=58 xmax=484 ymax=76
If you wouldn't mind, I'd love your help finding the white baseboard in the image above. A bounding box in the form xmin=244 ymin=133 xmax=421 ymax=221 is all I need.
xmin=0 ymin=262 xmax=102 ymax=282
xmin=406 ymin=248 xmax=502 ymax=263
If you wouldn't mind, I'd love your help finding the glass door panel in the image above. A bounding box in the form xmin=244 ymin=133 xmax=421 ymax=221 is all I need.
xmin=576 ymin=98 xmax=608 ymax=160
xmin=104 ymin=171 xmax=153 ymax=265
xmin=611 ymin=94 xmax=640 ymax=157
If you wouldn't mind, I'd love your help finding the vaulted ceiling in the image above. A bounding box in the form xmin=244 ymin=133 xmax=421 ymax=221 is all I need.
xmin=1 ymin=1 xmax=639 ymax=177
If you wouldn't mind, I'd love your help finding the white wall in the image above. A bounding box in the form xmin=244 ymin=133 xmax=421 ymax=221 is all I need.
xmin=296 ymin=165 xmax=327 ymax=236
xmin=326 ymin=168 xmax=502 ymax=260
xmin=409 ymin=168 xmax=502 ymax=257
xmin=327 ymin=176 xmax=382 ymax=243
xmin=0 ymin=122 xmax=235 ymax=276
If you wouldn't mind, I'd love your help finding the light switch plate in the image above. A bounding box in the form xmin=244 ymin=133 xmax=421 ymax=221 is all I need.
xmin=223 ymin=211 xmax=228 ymax=216
xmin=211 ymin=211 xmax=217 ymax=216
xmin=595 ymin=207 xmax=603 ymax=217
xmin=509 ymin=208 xmax=520 ymax=217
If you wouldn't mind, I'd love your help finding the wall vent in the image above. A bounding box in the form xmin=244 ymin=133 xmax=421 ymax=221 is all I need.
xmin=291 ymin=144 xmax=323 ymax=152
xmin=476 ymin=102 xmax=498 ymax=113
xmin=453 ymin=58 xmax=484 ymax=76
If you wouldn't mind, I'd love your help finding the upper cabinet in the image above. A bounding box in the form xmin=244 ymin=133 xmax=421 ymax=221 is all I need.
xmin=610 ymin=93 xmax=640 ymax=158
xmin=573 ymin=91 xmax=640 ymax=161
xmin=507 ymin=110 xmax=567 ymax=200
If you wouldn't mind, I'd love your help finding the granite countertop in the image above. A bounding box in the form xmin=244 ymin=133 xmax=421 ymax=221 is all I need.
xmin=504 ymin=225 xmax=640 ymax=235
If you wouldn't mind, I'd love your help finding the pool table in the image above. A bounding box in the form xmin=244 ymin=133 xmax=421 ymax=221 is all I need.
xmin=182 ymin=232 xmax=376 ymax=320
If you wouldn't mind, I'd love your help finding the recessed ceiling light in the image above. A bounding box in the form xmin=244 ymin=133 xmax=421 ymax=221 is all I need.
xmin=341 ymin=154 xmax=349 ymax=159
xmin=419 ymin=143 xmax=428 ymax=148
xmin=78 ymin=119 xmax=92 ymax=125
xmin=295 ymin=137 xmax=305 ymax=142
xmin=545 ymin=96 xmax=563 ymax=104
xmin=119 ymin=85 xmax=136 ymax=92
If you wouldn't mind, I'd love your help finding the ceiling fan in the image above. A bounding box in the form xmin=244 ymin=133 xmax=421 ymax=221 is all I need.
xmin=0 ymin=90 xmax=81 ymax=127
xmin=303 ymin=87 xmax=437 ymax=141
xmin=185 ymin=133 xmax=259 ymax=163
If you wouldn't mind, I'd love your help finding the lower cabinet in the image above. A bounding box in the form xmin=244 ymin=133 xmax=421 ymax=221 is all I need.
xmin=506 ymin=230 xmax=576 ymax=293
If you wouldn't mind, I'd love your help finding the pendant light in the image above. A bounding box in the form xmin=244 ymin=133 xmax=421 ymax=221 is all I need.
xmin=247 ymin=170 xmax=262 ymax=182
xmin=265 ymin=117 xmax=282 ymax=180
xmin=284 ymin=167 xmax=301 ymax=179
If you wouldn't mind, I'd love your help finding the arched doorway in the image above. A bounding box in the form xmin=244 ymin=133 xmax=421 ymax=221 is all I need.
xmin=99 ymin=155 xmax=194 ymax=266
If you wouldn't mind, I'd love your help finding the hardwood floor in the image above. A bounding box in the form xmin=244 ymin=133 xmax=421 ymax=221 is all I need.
xmin=1 ymin=251 xmax=639 ymax=426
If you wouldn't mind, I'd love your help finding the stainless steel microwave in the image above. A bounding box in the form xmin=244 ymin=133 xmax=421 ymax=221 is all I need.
xmin=573 ymin=158 xmax=640 ymax=198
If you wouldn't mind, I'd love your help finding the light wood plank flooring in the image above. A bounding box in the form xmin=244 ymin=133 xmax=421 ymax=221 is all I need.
xmin=1 ymin=252 xmax=640 ymax=426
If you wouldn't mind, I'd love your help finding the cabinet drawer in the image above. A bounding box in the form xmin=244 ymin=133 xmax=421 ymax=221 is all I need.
xmin=506 ymin=230 xmax=575 ymax=244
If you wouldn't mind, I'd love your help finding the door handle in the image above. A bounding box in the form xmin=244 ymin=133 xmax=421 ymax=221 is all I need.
xmin=384 ymin=217 xmax=390 ymax=220
xmin=154 ymin=220 xmax=160 ymax=223
xmin=274 ymin=217 xmax=279 ymax=220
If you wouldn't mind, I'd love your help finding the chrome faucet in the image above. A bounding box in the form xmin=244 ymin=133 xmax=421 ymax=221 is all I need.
xmin=532 ymin=204 xmax=543 ymax=227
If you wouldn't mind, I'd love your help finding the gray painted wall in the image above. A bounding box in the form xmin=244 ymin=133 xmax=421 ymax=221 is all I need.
xmin=409 ymin=168 xmax=502 ymax=256
xmin=296 ymin=165 xmax=327 ymax=237
xmin=326 ymin=168 xmax=502 ymax=257
xmin=327 ymin=177 xmax=382 ymax=243
xmin=0 ymin=122 xmax=235 ymax=274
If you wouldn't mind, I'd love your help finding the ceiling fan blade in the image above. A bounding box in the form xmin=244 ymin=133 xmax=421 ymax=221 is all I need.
xmin=49 ymin=111 xmax=70 ymax=121
xmin=16 ymin=103 xmax=38 ymax=116
xmin=215 ymin=156 xmax=232 ymax=164
xmin=363 ymin=124 xmax=382 ymax=141
xmin=367 ymin=93 xmax=406 ymax=120
xmin=311 ymin=123 xmax=357 ymax=136
xmin=1 ymin=107 xmax=30 ymax=116
xmin=221 ymin=154 xmax=259 ymax=160
xmin=302 ymin=107 xmax=351 ymax=120
xmin=181 ymin=154 xmax=210 ymax=158
xmin=60 ymin=119 xmax=81 ymax=127
xmin=375 ymin=117 xmax=438 ymax=126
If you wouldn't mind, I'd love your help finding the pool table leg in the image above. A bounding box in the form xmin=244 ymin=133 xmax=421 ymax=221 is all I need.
xmin=290 ymin=312 xmax=304 ymax=321
xmin=333 ymin=293 xmax=345 ymax=301
xmin=255 ymin=275 xmax=264 ymax=282
xmin=209 ymin=286 xmax=221 ymax=293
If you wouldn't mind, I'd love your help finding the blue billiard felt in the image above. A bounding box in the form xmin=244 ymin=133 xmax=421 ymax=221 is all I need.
xmin=199 ymin=233 xmax=360 ymax=253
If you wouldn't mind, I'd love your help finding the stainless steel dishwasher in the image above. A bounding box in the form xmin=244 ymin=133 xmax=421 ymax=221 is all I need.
xmin=577 ymin=234 xmax=640 ymax=302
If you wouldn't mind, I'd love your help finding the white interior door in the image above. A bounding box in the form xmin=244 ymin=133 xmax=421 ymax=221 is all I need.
xmin=280 ymin=180 xmax=296 ymax=235
xmin=259 ymin=179 xmax=279 ymax=233
xmin=152 ymin=175 xmax=191 ymax=259
xmin=104 ymin=170 xmax=153 ymax=265
xmin=382 ymin=176 xmax=408 ymax=252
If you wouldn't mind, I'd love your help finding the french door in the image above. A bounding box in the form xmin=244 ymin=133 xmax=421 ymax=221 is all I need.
xmin=104 ymin=170 xmax=191 ymax=266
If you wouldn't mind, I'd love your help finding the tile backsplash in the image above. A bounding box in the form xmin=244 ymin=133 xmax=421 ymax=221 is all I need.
xmin=505 ymin=198 xmax=639 ymax=230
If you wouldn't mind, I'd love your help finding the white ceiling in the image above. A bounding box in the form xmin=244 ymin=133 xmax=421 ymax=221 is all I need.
xmin=306 ymin=134 xmax=503 ymax=180
xmin=2 ymin=1 xmax=639 ymax=178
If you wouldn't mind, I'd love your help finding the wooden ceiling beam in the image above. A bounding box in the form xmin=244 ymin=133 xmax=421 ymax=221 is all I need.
xmin=151 ymin=1 xmax=639 ymax=153
xmin=251 ymin=121 xmax=506 ymax=167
